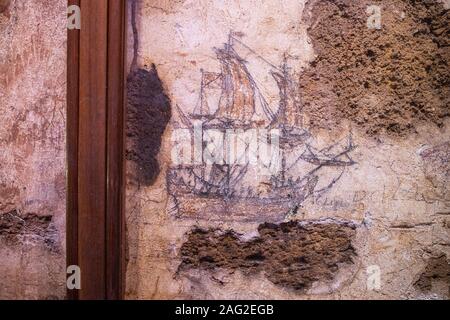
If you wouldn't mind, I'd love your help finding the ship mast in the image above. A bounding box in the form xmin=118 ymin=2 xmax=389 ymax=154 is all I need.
xmin=199 ymin=69 xmax=208 ymax=116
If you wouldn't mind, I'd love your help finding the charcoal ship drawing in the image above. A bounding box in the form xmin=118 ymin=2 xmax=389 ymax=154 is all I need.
xmin=167 ymin=32 xmax=356 ymax=222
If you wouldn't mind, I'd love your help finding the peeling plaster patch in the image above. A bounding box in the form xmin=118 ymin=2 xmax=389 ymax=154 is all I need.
xmin=126 ymin=65 xmax=172 ymax=185
xmin=301 ymin=0 xmax=449 ymax=137
xmin=414 ymin=255 xmax=450 ymax=296
xmin=179 ymin=220 xmax=357 ymax=292
xmin=0 ymin=209 xmax=59 ymax=252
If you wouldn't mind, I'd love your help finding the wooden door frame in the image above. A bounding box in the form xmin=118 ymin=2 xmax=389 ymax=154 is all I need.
xmin=67 ymin=0 xmax=127 ymax=300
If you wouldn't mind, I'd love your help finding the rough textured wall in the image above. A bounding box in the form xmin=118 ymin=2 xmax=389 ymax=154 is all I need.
xmin=125 ymin=0 xmax=449 ymax=299
xmin=0 ymin=0 xmax=66 ymax=299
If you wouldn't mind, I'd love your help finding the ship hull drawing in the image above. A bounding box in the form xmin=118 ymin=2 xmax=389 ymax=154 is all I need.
xmin=168 ymin=32 xmax=356 ymax=222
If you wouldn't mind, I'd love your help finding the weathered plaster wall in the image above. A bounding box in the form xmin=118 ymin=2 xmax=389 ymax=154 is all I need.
xmin=125 ymin=0 xmax=449 ymax=299
xmin=0 ymin=0 xmax=66 ymax=299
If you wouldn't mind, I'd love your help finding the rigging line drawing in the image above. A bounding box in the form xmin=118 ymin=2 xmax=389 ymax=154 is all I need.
xmin=167 ymin=31 xmax=357 ymax=220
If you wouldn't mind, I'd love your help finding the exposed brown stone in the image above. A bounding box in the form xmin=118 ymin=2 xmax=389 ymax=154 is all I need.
xmin=179 ymin=221 xmax=357 ymax=292
xmin=126 ymin=65 xmax=172 ymax=186
xmin=301 ymin=0 xmax=449 ymax=137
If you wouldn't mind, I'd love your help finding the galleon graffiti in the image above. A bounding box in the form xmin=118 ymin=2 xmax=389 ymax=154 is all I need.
xmin=168 ymin=32 xmax=357 ymax=222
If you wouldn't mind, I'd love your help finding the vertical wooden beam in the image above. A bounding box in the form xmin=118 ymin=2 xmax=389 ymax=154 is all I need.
xmin=106 ymin=0 xmax=126 ymax=300
xmin=66 ymin=0 xmax=80 ymax=301
xmin=67 ymin=0 xmax=126 ymax=300
xmin=77 ymin=0 xmax=108 ymax=300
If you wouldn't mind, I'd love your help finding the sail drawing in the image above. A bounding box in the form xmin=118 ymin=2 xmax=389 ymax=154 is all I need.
xmin=168 ymin=32 xmax=356 ymax=222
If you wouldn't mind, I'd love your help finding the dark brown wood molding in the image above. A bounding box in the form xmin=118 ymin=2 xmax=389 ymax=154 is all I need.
xmin=106 ymin=0 xmax=127 ymax=300
xmin=67 ymin=0 xmax=80 ymax=301
xmin=67 ymin=0 xmax=126 ymax=300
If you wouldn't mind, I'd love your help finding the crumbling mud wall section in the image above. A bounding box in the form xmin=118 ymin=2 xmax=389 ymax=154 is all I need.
xmin=179 ymin=221 xmax=357 ymax=292
xmin=126 ymin=66 xmax=172 ymax=186
xmin=125 ymin=0 xmax=449 ymax=299
xmin=300 ymin=0 xmax=449 ymax=137
xmin=0 ymin=0 xmax=66 ymax=299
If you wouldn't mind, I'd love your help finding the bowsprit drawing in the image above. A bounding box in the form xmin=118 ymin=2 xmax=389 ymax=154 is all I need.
xmin=168 ymin=32 xmax=356 ymax=222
